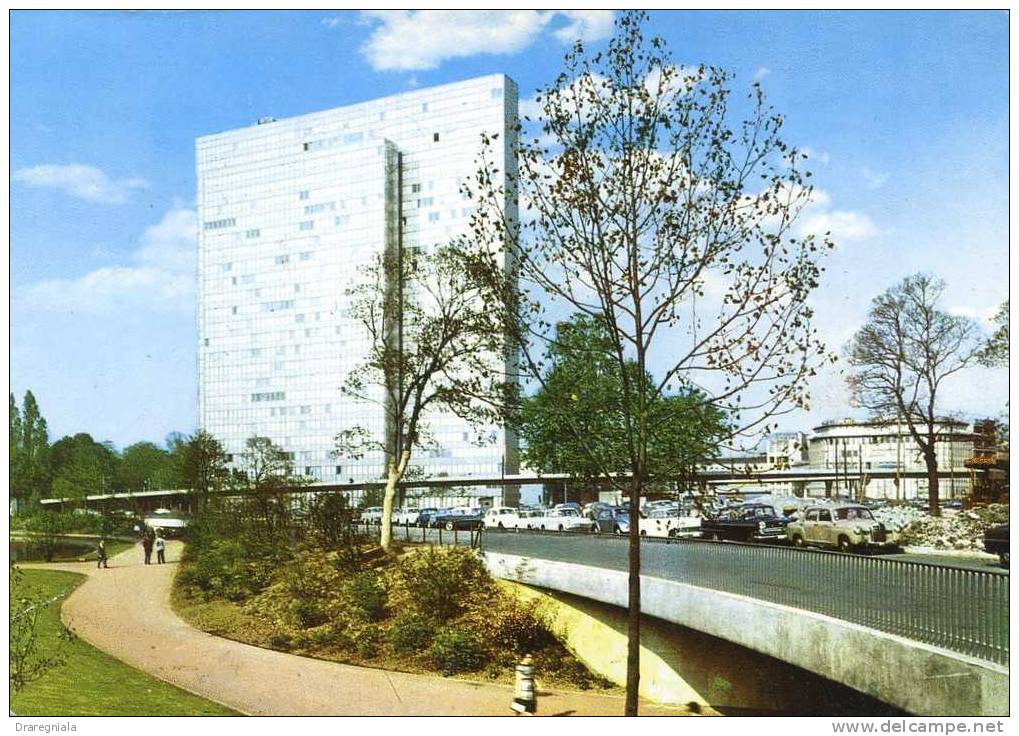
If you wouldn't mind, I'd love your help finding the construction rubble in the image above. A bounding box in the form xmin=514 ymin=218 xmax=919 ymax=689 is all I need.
xmin=875 ymin=504 xmax=1010 ymax=551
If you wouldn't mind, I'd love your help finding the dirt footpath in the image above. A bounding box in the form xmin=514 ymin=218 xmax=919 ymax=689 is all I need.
xmin=27 ymin=541 xmax=690 ymax=716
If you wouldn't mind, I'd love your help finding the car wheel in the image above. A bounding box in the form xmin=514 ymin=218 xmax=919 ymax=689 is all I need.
xmin=591 ymin=524 xmax=599 ymax=534
xmin=558 ymin=525 xmax=564 ymax=532
xmin=792 ymin=534 xmax=805 ymax=548
xmin=613 ymin=526 xmax=622 ymax=535
xmin=1000 ymin=552 xmax=1009 ymax=568
xmin=498 ymin=522 xmax=504 ymax=529
xmin=640 ymin=529 xmax=647 ymax=537
xmin=445 ymin=522 xmax=454 ymax=531
xmin=837 ymin=535 xmax=852 ymax=553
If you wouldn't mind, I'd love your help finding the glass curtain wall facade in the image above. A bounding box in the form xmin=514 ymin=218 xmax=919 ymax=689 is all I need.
xmin=196 ymin=75 xmax=519 ymax=495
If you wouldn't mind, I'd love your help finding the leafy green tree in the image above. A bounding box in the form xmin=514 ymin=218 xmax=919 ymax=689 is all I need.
xmin=173 ymin=430 xmax=231 ymax=512
xmin=116 ymin=441 xmax=174 ymax=494
xmin=237 ymin=436 xmax=308 ymax=537
xmin=49 ymin=433 xmax=118 ymax=503
xmin=10 ymin=391 xmax=51 ymax=510
xmin=979 ymin=299 xmax=1008 ymax=368
xmin=463 ymin=12 xmax=831 ymax=713
xmin=519 ymin=315 xmax=729 ymax=490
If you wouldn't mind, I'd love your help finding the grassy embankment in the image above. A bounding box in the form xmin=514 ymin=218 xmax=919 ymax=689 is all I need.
xmin=172 ymin=542 xmax=616 ymax=693
xmin=11 ymin=569 xmax=238 ymax=716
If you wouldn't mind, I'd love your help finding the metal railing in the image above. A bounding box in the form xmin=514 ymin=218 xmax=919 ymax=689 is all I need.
xmin=475 ymin=528 xmax=1008 ymax=666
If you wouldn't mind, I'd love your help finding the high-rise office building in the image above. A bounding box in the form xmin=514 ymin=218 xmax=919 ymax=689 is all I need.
xmin=196 ymin=75 xmax=518 ymax=499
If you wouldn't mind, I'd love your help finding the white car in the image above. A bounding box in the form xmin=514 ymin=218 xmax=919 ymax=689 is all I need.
xmin=534 ymin=508 xmax=591 ymax=532
xmin=360 ymin=506 xmax=384 ymax=525
xmin=483 ymin=507 xmax=519 ymax=529
xmin=638 ymin=507 xmax=701 ymax=538
xmin=392 ymin=508 xmax=420 ymax=526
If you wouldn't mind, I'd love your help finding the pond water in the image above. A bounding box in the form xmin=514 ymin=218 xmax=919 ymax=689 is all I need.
xmin=10 ymin=538 xmax=98 ymax=562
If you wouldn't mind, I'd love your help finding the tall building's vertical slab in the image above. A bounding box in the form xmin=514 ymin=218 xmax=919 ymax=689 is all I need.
xmin=196 ymin=75 xmax=518 ymax=498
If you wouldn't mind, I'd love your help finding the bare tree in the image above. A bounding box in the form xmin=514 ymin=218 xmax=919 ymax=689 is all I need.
xmin=462 ymin=11 xmax=832 ymax=714
xmin=846 ymin=274 xmax=981 ymax=515
xmin=336 ymin=245 xmax=512 ymax=553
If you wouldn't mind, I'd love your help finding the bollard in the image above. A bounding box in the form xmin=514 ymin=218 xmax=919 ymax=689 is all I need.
xmin=511 ymin=654 xmax=536 ymax=715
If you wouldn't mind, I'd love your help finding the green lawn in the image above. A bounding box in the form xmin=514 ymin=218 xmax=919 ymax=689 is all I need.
xmin=10 ymin=569 xmax=238 ymax=716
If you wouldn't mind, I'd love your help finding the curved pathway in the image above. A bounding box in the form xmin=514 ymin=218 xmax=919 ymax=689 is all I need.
xmin=26 ymin=542 xmax=688 ymax=716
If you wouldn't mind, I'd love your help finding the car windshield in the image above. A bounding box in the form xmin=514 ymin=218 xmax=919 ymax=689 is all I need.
xmin=559 ymin=509 xmax=580 ymax=517
xmin=836 ymin=507 xmax=874 ymax=521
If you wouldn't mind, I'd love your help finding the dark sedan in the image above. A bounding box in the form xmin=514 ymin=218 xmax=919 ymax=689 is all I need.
xmin=984 ymin=524 xmax=1009 ymax=567
xmin=431 ymin=508 xmax=484 ymax=531
xmin=700 ymin=503 xmax=790 ymax=542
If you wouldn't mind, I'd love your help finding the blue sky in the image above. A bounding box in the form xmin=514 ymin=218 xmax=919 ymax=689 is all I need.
xmin=9 ymin=10 xmax=1009 ymax=449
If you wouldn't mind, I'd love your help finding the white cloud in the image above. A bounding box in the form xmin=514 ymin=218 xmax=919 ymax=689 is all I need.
xmin=12 ymin=164 xmax=148 ymax=204
xmin=21 ymin=205 xmax=196 ymax=313
xmin=551 ymin=10 xmax=614 ymax=44
xmin=754 ymin=66 xmax=771 ymax=80
xmin=321 ymin=17 xmax=341 ymax=29
xmin=791 ymin=187 xmax=877 ymax=244
xmin=357 ymin=10 xmax=613 ymax=71
xmin=798 ymin=209 xmax=878 ymax=243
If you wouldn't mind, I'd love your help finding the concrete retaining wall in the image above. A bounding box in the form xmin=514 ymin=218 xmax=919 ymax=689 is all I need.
xmin=485 ymin=553 xmax=1009 ymax=716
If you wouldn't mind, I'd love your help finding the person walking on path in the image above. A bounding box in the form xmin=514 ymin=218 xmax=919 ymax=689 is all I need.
xmin=96 ymin=538 xmax=109 ymax=569
xmin=142 ymin=528 xmax=154 ymax=565
xmin=155 ymin=532 xmax=166 ymax=564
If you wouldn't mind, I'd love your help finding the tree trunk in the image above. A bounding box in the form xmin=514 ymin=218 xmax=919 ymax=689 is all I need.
xmin=625 ymin=476 xmax=641 ymax=716
xmin=925 ymin=450 xmax=940 ymax=517
xmin=379 ymin=449 xmax=411 ymax=553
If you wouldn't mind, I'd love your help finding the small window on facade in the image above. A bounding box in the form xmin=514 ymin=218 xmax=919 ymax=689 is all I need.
xmin=428 ymin=212 xmax=439 ymax=223
xmin=411 ymin=183 xmax=421 ymax=194
xmin=305 ymin=467 xmax=312 ymax=476
xmin=299 ymin=221 xmax=314 ymax=231
xmin=336 ymin=465 xmax=343 ymax=475
xmin=303 ymin=142 xmax=310 ymax=151
xmin=231 ymin=306 xmax=237 ymax=315
xmin=422 ymin=102 xmax=428 ymax=112
xmin=433 ymin=132 xmax=439 ymax=142
xmin=225 ymin=454 xmax=233 ymax=463
xmin=299 ymin=190 xmax=310 ymax=200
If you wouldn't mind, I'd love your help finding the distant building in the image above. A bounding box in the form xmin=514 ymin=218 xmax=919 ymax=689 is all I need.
xmin=766 ymin=432 xmax=809 ymax=469
xmin=195 ymin=75 xmax=519 ymax=504
xmin=806 ymin=418 xmax=973 ymax=500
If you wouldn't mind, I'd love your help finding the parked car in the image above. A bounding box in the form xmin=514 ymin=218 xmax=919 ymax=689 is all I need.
xmin=393 ymin=508 xmax=421 ymax=526
xmin=637 ymin=506 xmax=702 ymax=538
xmin=360 ymin=507 xmax=384 ymax=525
xmin=591 ymin=506 xmax=631 ymax=535
xmin=483 ymin=507 xmax=519 ymax=529
xmin=431 ymin=507 xmax=484 ymax=531
xmin=510 ymin=509 xmax=542 ymax=530
xmin=415 ymin=507 xmax=442 ymax=527
xmin=787 ymin=504 xmax=900 ymax=553
xmin=700 ymin=503 xmax=789 ymax=542
xmin=984 ymin=524 xmax=1009 ymax=567
xmin=553 ymin=502 xmax=583 ymax=513
xmin=534 ymin=507 xmax=591 ymax=532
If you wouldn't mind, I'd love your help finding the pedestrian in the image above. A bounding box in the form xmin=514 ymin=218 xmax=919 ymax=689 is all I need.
xmin=142 ymin=528 xmax=154 ymax=565
xmin=96 ymin=538 xmax=109 ymax=569
xmin=511 ymin=654 xmax=536 ymax=715
xmin=155 ymin=532 xmax=166 ymax=564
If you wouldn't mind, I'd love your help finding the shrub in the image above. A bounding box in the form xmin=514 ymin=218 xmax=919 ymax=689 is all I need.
xmin=270 ymin=632 xmax=293 ymax=651
xmin=177 ymin=540 xmax=251 ymax=600
xmin=352 ymin=623 xmax=383 ymax=658
xmin=389 ymin=614 xmax=436 ymax=653
xmin=430 ymin=627 xmax=489 ymax=675
xmin=289 ymin=599 xmax=329 ymax=629
xmin=390 ymin=547 xmax=495 ymax=623
xmin=348 ymin=570 xmax=388 ymax=622
xmin=489 ymin=598 xmax=556 ymax=655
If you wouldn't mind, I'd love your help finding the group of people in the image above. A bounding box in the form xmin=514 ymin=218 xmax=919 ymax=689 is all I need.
xmin=131 ymin=524 xmax=166 ymax=565
xmin=93 ymin=524 xmax=167 ymax=569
